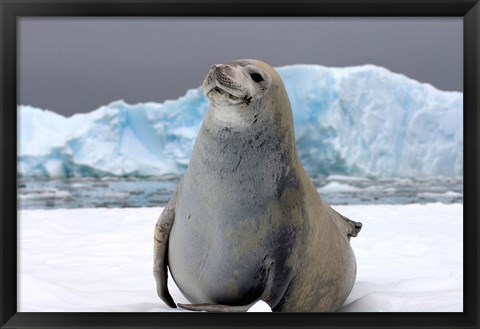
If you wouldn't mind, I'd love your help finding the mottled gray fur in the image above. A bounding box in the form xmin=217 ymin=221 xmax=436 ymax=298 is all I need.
xmin=153 ymin=59 xmax=362 ymax=312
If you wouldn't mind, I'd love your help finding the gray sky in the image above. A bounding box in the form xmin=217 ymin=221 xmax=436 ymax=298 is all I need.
xmin=18 ymin=17 xmax=462 ymax=116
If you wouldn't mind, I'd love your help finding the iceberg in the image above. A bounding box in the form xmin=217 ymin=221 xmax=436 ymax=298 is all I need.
xmin=18 ymin=64 xmax=463 ymax=178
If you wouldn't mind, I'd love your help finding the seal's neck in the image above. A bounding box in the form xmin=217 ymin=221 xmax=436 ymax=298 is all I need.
xmin=192 ymin=110 xmax=299 ymax=175
xmin=209 ymin=104 xmax=252 ymax=130
xmin=184 ymin=109 xmax=302 ymax=204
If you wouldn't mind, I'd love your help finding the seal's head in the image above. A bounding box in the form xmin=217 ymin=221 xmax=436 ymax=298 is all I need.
xmin=203 ymin=59 xmax=292 ymax=130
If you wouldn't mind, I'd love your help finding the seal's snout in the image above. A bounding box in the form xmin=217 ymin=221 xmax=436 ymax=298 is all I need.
xmin=212 ymin=64 xmax=237 ymax=85
xmin=212 ymin=63 xmax=231 ymax=72
xmin=203 ymin=63 xmax=246 ymax=104
xmin=210 ymin=64 xmax=229 ymax=77
xmin=214 ymin=66 xmax=232 ymax=83
xmin=210 ymin=64 xmax=221 ymax=74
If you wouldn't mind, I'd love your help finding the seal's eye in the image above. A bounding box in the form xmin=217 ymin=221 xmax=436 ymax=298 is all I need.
xmin=249 ymin=73 xmax=264 ymax=83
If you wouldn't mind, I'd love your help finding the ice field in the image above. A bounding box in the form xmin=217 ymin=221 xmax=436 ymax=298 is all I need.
xmin=18 ymin=204 xmax=462 ymax=312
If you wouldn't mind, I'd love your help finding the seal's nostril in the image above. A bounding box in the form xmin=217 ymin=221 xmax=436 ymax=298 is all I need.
xmin=214 ymin=64 xmax=230 ymax=72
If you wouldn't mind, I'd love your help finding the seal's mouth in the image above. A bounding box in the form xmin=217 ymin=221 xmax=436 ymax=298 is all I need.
xmin=207 ymin=86 xmax=253 ymax=105
xmin=211 ymin=87 xmax=241 ymax=101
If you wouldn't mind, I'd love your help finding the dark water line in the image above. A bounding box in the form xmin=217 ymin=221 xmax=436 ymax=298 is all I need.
xmin=17 ymin=176 xmax=463 ymax=210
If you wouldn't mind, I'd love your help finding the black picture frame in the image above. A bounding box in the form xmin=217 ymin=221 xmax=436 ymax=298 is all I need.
xmin=1 ymin=0 xmax=478 ymax=328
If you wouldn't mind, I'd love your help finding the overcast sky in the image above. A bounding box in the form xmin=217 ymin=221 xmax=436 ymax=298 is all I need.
xmin=18 ymin=17 xmax=462 ymax=116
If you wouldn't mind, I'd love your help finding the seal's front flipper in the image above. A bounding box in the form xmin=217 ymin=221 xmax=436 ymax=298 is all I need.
xmin=177 ymin=303 xmax=252 ymax=312
xmin=153 ymin=192 xmax=177 ymax=308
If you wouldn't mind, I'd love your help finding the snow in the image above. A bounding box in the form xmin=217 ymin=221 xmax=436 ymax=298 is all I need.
xmin=18 ymin=64 xmax=462 ymax=178
xmin=247 ymin=301 xmax=272 ymax=312
xmin=18 ymin=203 xmax=462 ymax=312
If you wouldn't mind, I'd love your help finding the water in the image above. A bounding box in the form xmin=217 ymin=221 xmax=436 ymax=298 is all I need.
xmin=17 ymin=175 xmax=463 ymax=210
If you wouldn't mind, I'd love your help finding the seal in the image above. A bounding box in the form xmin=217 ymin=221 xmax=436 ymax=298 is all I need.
xmin=153 ymin=59 xmax=362 ymax=312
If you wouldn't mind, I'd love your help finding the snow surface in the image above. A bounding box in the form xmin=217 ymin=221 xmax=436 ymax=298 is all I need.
xmin=18 ymin=64 xmax=462 ymax=178
xmin=18 ymin=204 xmax=462 ymax=312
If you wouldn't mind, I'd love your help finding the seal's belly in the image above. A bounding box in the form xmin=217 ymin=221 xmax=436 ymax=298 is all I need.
xmin=169 ymin=222 xmax=266 ymax=304
xmin=167 ymin=133 xmax=289 ymax=305
xmin=168 ymin=193 xmax=269 ymax=305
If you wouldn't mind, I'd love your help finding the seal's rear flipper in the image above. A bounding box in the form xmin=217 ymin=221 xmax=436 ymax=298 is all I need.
xmin=353 ymin=221 xmax=363 ymax=234
xmin=334 ymin=211 xmax=362 ymax=237
xmin=344 ymin=216 xmax=362 ymax=237
xmin=178 ymin=303 xmax=251 ymax=312
xmin=178 ymin=257 xmax=292 ymax=312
